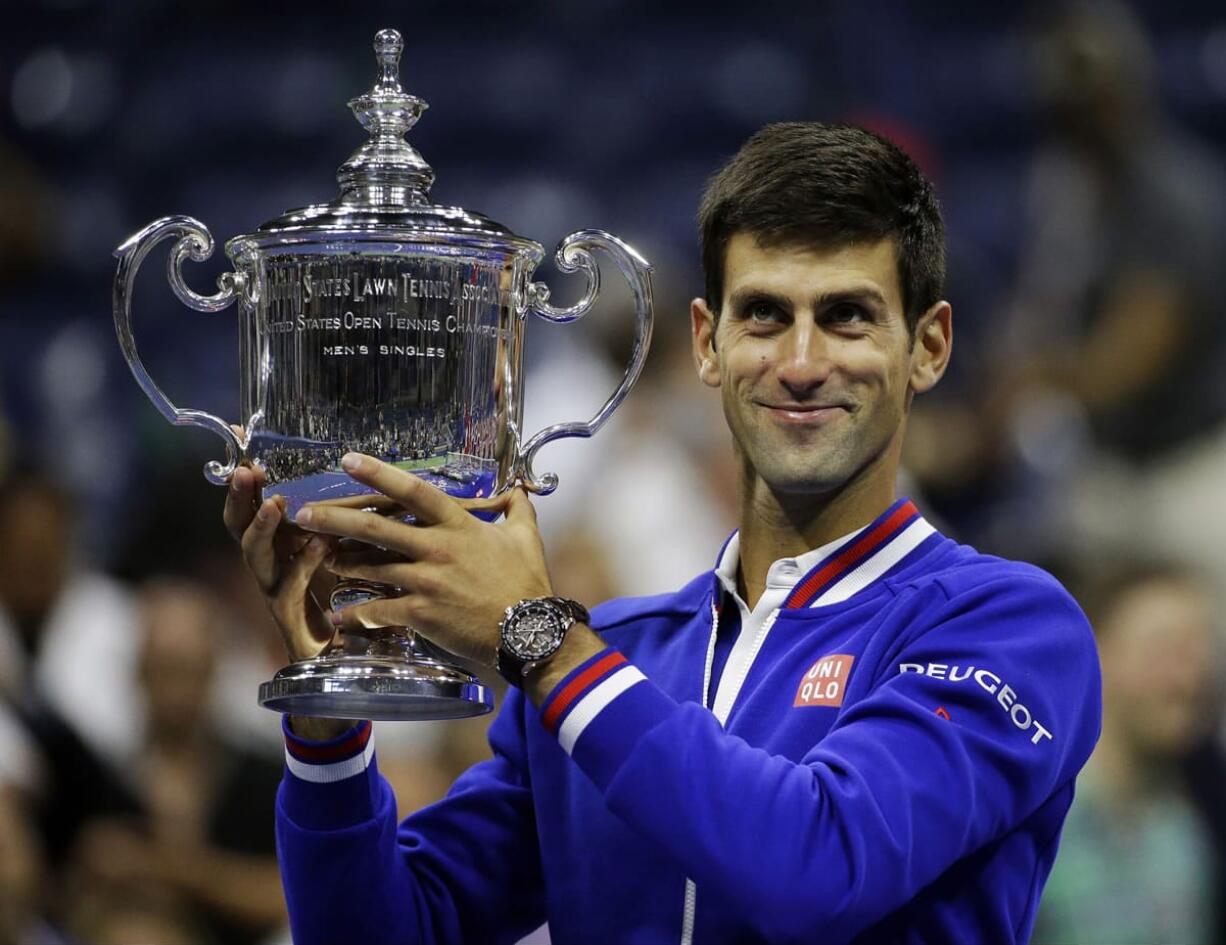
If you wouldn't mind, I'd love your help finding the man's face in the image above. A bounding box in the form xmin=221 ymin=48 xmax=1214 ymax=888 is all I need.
xmin=691 ymin=233 xmax=948 ymax=501
xmin=1100 ymin=578 xmax=1218 ymax=759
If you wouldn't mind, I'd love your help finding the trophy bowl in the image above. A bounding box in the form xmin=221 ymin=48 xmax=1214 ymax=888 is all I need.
xmin=112 ymin=29 xmax=653 ymax=720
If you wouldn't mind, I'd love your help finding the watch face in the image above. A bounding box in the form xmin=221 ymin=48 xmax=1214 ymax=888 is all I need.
xmin=505 ymin=601 xmax=564 ymax=660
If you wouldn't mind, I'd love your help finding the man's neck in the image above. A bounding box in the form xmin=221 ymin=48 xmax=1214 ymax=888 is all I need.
xmin=736 ymin=472 xmax=895 ymax=610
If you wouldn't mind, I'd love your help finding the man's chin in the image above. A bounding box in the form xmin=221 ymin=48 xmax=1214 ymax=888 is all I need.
xmin=762 ymin=469 xmax=849 ymax=498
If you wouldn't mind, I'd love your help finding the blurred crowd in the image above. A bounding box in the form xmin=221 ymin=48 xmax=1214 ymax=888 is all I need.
xmin=2 ymin=1 xmax=1226 ymax=943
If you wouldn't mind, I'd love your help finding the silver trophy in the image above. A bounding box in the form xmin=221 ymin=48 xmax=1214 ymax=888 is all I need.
xmin=112 ymin=29 xmax=653 ymax=720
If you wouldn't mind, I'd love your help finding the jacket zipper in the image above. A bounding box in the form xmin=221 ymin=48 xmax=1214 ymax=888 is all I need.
xmin=681 ymin=598 xmax=780 ymax=945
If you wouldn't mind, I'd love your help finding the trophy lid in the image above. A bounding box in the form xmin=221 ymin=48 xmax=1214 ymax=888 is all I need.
xmin=247 ymin=29 xmax=538 ymax=255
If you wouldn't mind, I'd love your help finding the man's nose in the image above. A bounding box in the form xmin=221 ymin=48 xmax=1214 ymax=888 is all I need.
xmin=776 ymin=322 xmax=832 ymax=397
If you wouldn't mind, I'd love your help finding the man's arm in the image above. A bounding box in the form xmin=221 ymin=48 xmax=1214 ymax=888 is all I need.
xmin=289 ymin=456 xmax=1100 ymax=944
xmin=530 ymin=577 xmax=1101 ymax=945
xmin=275 ymin=692 xmax=545 ymax=945
xmin=222 ymin=462 xmax=545 ymax=945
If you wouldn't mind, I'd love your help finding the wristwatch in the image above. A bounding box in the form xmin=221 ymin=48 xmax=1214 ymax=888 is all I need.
xmin=497 ymin=596 xmax=590 ymax=686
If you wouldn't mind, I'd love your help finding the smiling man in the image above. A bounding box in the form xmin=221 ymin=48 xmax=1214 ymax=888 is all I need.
xmin=226 ymin=122 xmax=1102 ymax=945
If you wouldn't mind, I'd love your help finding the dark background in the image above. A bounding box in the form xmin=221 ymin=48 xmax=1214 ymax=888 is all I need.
xmin=4 ymin=0 xmax=1226 ymax=559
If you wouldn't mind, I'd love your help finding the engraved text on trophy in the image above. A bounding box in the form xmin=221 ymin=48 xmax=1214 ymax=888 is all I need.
xmin=244 ymin=254 xmax=516 ymax=506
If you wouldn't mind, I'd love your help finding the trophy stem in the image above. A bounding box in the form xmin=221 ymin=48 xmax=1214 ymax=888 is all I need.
xmin=258 ymin=571 xmax=493 ymax=721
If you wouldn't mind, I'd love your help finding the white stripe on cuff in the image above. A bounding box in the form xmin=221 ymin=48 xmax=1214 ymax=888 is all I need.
xmin=557 ymin=666 xmax=646 ymax=755
xmin=284 ymin=733 xmax=376 ymax=784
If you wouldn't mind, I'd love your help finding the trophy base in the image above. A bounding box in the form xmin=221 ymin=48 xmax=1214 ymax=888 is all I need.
xmin=258 ymin=651 xmax=494 ymax=721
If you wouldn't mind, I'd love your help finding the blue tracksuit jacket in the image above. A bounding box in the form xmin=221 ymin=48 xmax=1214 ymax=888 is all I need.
xmin=275 ymin=498 xmax=1102 ymax=944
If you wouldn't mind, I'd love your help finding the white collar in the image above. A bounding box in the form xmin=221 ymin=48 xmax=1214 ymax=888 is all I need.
xmin=713 ymin=498 xmax=937 ymax=611
xmin=713 ymin=524 xmax=867 ymax=604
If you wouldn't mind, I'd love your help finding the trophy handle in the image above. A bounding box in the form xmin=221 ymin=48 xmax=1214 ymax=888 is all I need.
xmin=518 ymin=229 xmax=654 ymax=495
xmin=113 ymin=215 xmax=247 ymax=484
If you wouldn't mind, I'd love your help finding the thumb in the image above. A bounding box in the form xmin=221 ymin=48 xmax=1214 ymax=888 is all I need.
xmin=504 ymin=486 xmax=538 ymax=524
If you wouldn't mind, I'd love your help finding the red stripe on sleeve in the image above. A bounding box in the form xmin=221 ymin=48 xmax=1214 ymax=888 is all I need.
xmin=541 ymin=651 xmax=627 ymax=732
xmin=285 ymin=721 xmax=372 ymax=763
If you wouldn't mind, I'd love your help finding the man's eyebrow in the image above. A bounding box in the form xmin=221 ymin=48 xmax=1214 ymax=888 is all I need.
xmin=726 ymin=287 xmax=791 ymax=312
xmin=725 ymin=285 xmax=891 ymax=311
xmin=814 ymin=287 xmax=890 ymax=308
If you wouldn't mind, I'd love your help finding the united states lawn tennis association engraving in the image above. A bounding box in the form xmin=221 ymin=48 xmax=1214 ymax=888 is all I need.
xmin=264 ymin=262 xmax=510 ymax=359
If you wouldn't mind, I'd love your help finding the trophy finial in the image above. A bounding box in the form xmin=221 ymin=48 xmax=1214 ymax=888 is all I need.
xmin=336 ymin=28 xmax=435 ymax=205
xmin=373 ymin=29 xmax=404 ymax=92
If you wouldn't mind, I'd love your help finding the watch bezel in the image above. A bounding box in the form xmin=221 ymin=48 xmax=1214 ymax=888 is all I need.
xmin=497 ymin=596 xmax=590 ymax=686
xmin=501 ymin=598 xmax=569 ymax=660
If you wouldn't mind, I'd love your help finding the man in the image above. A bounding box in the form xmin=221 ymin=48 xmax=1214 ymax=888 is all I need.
xmin=225 ymin=123 xmax=1101 ymax=944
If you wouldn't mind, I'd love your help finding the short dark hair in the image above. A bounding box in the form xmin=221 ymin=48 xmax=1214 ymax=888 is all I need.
xmin=698 ymin=122 xmax=946 ymax=332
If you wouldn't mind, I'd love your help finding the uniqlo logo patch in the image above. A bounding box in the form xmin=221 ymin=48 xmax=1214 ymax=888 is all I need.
xmin=794 ymin=654 xmax=855 ymax=707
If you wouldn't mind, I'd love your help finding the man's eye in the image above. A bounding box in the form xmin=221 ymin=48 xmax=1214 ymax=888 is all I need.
xmin=746 ymin=301 xmax=782 ymax=323
xmin=827 ymin=303 xmax=868 ymax=324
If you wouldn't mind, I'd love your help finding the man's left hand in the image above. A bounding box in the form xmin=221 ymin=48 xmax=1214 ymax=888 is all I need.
xmin=292 ymin=452 xmax=555 ymax=668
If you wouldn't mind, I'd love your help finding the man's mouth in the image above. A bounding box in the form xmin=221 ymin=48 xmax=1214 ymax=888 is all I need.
xmin=757 ymin=402 xmax=851 ymax=424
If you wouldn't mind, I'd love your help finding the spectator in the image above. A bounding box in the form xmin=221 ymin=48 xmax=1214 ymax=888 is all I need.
xmin=68 ymin=577 xmax=288 ymax=945
xmin=907 ymin=0 xmax=1226 ymax=568
xmin=0 ymin=468 xmax=142 ymax=873
xmin=0 ymin=784 xmax=63 ymax=945
xmin=1034 ymin=562 xmax=1221 ymax=945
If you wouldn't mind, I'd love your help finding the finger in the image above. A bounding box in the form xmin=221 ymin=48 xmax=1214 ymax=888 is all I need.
xmin=326 ymin=546 xmax=406 ymax=568
xmin=279 ymin=535 xmax=334 ymax=600
xmin=292 ymin=503 xmax=431 ymax=558
xmin=456 ymin=491 xmax=514 ymax=517
xmin=271 ymin=536 xmax=337 ymax=655
xmin=339 ymin=453 xmax=457 ymax=525
xmin=332 ymin=595 xmax=418 ymax=633
xmin=316 ymin=489 xmax=509 ymax=522
xmin=223 ymin=466 xmax=260 ymax=541
xmin=241 ymin=498 xmax=283 ymax=593
xmin=315 ymin=492 xmax=404 ymax=513
xmin=503 ymin=486 xmax=538 ymax=524
xmin=324 ymin=556 xmax=415 ymax=588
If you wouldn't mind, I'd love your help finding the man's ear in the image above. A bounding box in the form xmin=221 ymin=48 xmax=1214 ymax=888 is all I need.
xmin=910 ymin=301 xmax=952 ymax=395
xmin=691 ymin=297 xmax=721 ymax=388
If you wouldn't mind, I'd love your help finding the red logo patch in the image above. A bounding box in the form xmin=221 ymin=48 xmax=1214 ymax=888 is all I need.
xmin=794 ymin=654 xmax=855 ymax=708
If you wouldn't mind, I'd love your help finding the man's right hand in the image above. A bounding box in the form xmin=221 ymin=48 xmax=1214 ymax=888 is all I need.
xmin=223 ymin=464 xmax=349 ymax=741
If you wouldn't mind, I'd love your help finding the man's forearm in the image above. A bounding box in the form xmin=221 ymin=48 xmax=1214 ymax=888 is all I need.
xmin=524 ymin=624 xmax=609 ymax=709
